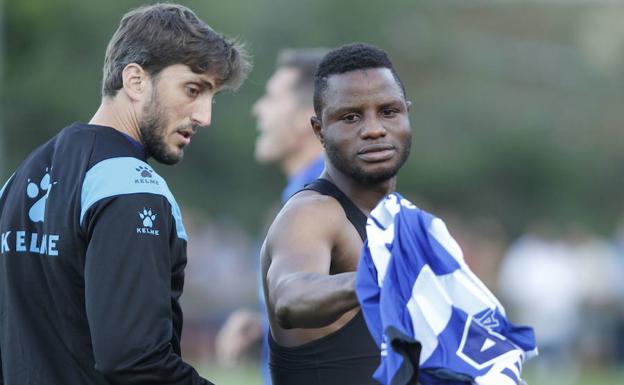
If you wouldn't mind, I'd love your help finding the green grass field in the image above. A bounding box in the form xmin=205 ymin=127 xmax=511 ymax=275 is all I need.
xmin=198 ymin=363 xmax=262 ymax=385
xmin=197 ymin=362 xmax=624 ymax=385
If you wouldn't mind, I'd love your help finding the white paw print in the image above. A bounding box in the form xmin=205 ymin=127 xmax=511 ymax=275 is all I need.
xmin=139 ymin=208 xmax=157 ymax=228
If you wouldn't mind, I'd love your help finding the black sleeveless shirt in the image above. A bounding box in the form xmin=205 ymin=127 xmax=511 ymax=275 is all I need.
xmin=269 ymin=179 xmax=380 ymax=385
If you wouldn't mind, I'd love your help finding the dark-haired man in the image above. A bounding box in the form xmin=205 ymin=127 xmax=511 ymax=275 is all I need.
xmin=261 ymin=43 xmax=412 ymax=385
xmin=0 ymin=3 xmax=250 ymax=385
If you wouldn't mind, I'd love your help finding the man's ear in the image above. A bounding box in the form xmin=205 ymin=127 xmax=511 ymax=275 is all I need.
xmin=311 ymin=116 xmax=324 ymax=147
xmin=295 ymin=106 xmax=315 ymax=135
xmin=406 ymin=100 xmax=412 ymax=112
xmin=122 ymin=63 xmax=149 ymax=102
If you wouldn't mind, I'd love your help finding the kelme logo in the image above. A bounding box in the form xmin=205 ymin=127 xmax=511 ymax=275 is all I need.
xmin=26 ymin=167 xmax=57 ymax=223
xmin=136 ymin=165 xmax=153 ymax=178
xmin=137 ymin=208 xmax=159 ymax=236
xmin=134 ymin=165 xmax=159 ymax=186
xmin=139 ymin=208 xmax=156 ymax=228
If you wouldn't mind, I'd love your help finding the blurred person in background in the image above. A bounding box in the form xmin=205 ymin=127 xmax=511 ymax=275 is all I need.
xmin=500 ymin=221 xmax=623 ymax=374
xmin=498 ymin=222 xmax=582 ymax=383
xmin=611 ymin=215 xmax=624 ymax=365
xmin=568 ymin=224 xmax=621 ymax=367
xmin=0 ymin=3 xmax=250 ymax=385
xmin=215 ymin=48 xmax=327 ymax=384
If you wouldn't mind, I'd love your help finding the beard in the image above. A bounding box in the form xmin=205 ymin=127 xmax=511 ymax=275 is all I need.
xmin=324 ymin=135 xmax=412 ymax=185
xmin=139 ymin=89 xmax=185 ymax=165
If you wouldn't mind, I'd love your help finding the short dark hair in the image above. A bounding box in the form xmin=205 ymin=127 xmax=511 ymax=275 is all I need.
xmin=313 ymin=43 xmax=406 ymax=118
xmin=276 ymin=48 xmax=328 ymax=105
xmin=102 ymin=3 xmax=251 ymax=97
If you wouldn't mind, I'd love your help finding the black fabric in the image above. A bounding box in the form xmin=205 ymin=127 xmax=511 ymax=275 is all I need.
xmin=303 ymin=178 xmax=368 ymax=241
xmin=269 ymin=178 xmax=379 ymax=385
xmin=269 ymin=312 xmax=379 ymax=385
xmin=386 ymin=327 xmax=422 ymax=385
xmin=0 ymin=123 xmax=210 ymax=385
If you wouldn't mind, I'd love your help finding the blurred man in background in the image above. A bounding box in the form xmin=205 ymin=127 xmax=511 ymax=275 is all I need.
xmin=215 ymin=48 xmax=327 ymax=384
xmin=0 ymin=4 xmax=250 ymax=385
xmin=254 ymin=49 xmax=327 ymax=202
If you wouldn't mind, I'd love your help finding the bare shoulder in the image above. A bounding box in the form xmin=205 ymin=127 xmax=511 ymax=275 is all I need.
xmin=265 ymin=190 xmax=348 ymax=249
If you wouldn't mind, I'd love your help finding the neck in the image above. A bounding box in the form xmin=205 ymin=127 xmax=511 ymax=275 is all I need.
xmin=322 ymin=165 xmax=395 ymax=215
xmin=281 ymin=141 xmax=323 ymax=178
xmin=89 ymin=95 xmax=143 ymax=143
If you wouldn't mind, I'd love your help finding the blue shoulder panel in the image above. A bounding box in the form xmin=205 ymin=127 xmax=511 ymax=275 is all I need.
xmin=81 ymin=157 xmax=188 ymax=240
xmin=0 ymin=173 xmax=15 ymax=200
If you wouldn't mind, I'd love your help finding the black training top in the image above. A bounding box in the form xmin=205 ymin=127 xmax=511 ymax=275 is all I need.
xmin=0 ymin=123 xmax=211 ymax=385
xmin=269 ymin=178 xmax=380 ymax=385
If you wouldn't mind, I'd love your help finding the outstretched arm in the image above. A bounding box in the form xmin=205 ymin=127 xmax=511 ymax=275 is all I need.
xmin=264 ymin=194 xmax=360 ymax=329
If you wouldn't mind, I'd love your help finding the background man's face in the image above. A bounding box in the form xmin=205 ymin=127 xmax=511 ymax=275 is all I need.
xmin=319 ymin=67 xmax=412 ymax=184
xmin=252 ymin=67 xmax=307 ymax=165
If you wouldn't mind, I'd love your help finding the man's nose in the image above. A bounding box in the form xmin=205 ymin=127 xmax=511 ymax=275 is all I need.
xmin=191 ymin=98 xmax=213 ymax=127
xmin=360 ymin=118 xmax=387 ymax=139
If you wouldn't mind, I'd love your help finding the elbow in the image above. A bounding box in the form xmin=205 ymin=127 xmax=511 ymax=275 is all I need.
xmin=93 ymin=346 xmax=146 ymax=381
xmin=275 ymin=297 xmax=297 ymax=329
xmin=95 ymin=359 xmax=125 ymax=381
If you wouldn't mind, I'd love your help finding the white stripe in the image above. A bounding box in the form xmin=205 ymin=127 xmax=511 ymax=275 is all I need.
xmin=0 ymin=173 xmax=15 ymax=200
xmin=406 ymin=264 xmax=453 ymax=363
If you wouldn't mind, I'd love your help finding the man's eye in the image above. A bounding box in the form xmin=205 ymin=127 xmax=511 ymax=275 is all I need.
xmin=187 ymin=87 xmax=200 ymax=97
xmin=342 ymin=113 xmax=359 ymax=122
xmin=382 ymin=109 xmax=397 ymax=118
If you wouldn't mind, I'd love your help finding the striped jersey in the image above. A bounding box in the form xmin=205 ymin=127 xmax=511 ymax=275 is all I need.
xmin=356 ymin=193 xmax=537 ymax=385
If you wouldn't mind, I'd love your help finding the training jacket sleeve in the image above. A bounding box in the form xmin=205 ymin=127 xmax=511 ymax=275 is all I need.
xmin=1 ymin=345 xmax=4 ymax=385
xmin=83 ymin=192 xmax=211 ymax=385
xmin=0 ymin=175 xmax=10 ymax=385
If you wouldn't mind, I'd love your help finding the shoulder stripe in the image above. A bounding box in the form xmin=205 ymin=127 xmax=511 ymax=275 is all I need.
xmin=80 ymin=157 xmax=187 ymax=240
xmin=0 ymin=173 xmax=15 ymax=200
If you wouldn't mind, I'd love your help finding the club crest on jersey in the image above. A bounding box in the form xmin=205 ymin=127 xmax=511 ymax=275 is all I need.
xmin=26 ymin=167 xmax=57 ymax=223
xmin=137 ymin=208 xmax=159 ymax=236
xmin=475 ymin=308 xmax=500 ymax=329
xmin=134 ymin=165 xmax=159 ymax=186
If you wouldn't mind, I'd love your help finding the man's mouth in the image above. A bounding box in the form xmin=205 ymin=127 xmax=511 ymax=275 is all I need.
xmin=357 ymin=143 xmax=396 ymax=162
xmin=176 ymin=129 xmax=195 ymax=146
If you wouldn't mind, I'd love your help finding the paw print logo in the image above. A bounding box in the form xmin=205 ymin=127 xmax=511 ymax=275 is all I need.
xmin=136 ymin=165 xmax=153 ymax=178
xmin=26 ymin=167 xmax=57 ymax=223
xmin=139 ymin=208 xmax=157 ymax=228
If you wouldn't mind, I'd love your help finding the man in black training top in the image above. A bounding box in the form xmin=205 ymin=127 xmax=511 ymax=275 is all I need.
xmin=261 ymin=43 xmax=412 ymax=385
xmin=0 ymin=3 xmax=250 ymax=385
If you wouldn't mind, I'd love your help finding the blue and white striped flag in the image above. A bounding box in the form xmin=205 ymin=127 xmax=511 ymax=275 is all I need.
xmin=356 ymin=193 xmax=537 ymax=385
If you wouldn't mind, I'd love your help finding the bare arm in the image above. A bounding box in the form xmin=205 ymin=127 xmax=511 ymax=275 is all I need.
xmin=264 ymin=194 xmax=360 ymax=329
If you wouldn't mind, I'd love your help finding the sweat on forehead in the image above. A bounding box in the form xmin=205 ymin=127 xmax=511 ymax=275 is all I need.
xmin=313 ymin=43 xmax=406 ymax=118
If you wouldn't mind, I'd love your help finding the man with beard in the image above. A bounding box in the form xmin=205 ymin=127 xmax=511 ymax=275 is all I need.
xmin=0 ymin=4 xmax=250 ymax=385
xmin=261 ymin=43 xmax=412 ymax=385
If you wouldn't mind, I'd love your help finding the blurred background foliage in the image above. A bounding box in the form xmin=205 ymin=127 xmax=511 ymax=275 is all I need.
xmin=2 ymin=1 xmax=624 ymax=384
xmin=3 ymin=0 xmax=624 ymax=238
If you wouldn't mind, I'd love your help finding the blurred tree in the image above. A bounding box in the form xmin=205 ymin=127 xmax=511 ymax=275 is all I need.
xmin=2 ymin=0 xmax=624 ymax=237
xmin=0 ymin=0 xmax=5 ymax=179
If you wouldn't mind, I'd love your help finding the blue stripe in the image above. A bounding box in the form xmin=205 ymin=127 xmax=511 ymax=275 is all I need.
xmin=81 ymin=157 xmax=187 ymax=240
xmin=502 ymin=367 xmax=519 ymax=383
xmin=0 ymin=173 xmax=14 ymax=199
xmin=370 ymin=215 xmax=387 ymax=230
